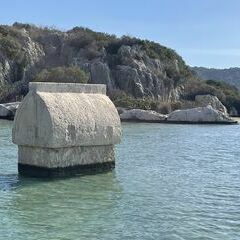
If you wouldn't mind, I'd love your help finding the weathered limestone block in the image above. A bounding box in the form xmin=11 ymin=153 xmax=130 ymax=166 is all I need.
xmin=12 ymin=82 xmax=121 ymax=177
xmin=195 ymin=94 xmax=228 ymax=114
xmin=167 ymin=105 xmax=236 ymax=124
xmin=120 ymin=109 xmax=167 ymax=122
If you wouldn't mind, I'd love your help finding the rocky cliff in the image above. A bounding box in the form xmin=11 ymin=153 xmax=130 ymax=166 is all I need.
xmin=0 ymin=23 xmax=192 ymax=103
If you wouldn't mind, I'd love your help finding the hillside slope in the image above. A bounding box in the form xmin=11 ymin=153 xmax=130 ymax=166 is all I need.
xmin=2 ymin=23 xmax=240 ymax=115
xmin=192 ymin=66 xmax=240 ymax=88
xmin=0 ymin=22 xmax=192 ymax=103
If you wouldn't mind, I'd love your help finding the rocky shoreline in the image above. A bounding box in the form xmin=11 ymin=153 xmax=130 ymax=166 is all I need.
xmin=118 ymin=94 xmax=238 ymax=124
xmin=1 ymin=99 xmax=238 ymax=125
xmin=118 ymin=107 xmax=238 ymax=125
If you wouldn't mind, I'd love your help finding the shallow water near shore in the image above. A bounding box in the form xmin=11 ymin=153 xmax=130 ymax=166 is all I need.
xmin=0 ymin=120 xmax=240 ymax=240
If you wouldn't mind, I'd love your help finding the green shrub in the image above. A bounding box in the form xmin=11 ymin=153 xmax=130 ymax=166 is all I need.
xmin=105 ymin=35 xmax=143 ymax=55
xmin=183 ymin=78 xmax=240 ymax=114
xmin=156 ymin=101 xmax=172 ymax=114
xmin=34 ymin=66 xmax=89 ymax=83
xmin=109 ymin=90 xmax=157 ymax=110
xmin=68 ymin=32 xmax=94 ymax=49
xmin=183 ymin=79 xmax=224 ymax=101
xmin=109 ymin=90 xmax=182 ymax=114
xmin=0 ymin=26 xmax=9 ymax=36
xmin=0 ymin=81 xmax=25 ymax=103
xmin=67 ymin=27 xmax=116 ymax=51
xmin=0 ymin=36 xmax=21 ymax=59
xmin=171 ymin=101 xmax=182 ymax=111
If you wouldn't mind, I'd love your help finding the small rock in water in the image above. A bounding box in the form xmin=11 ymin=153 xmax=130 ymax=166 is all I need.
xmin=167 ymin=105 xmax=236 ymax=123
xmin=0 ymin=102 xmax=20 ymax=119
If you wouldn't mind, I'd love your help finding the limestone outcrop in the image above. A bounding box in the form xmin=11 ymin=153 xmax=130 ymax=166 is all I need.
xmin=0 ymin=102 xmax=20 ymax=119
xmin=167 ymin=105 xmax=236 ymax=123
xmin=12 ymin=82 xmax=122 ymax=177
xmin=120 ymin=109 xmax=166 ymax=122
xmin=0 ymin=23 xmax=191 ymax=104
xmin=195 ymin=95 xmax=227 ymax=114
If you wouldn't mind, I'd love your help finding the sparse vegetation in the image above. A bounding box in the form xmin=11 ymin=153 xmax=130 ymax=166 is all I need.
xmin=0 ymin=81 xmax=25 ymax=103
xmin=182 ymin=78 xmax=240 ymax=113
xmin=205 ymin=80 xmax=240 ymax=113
xmin=109 ymin=90 xmax=157 ymax=110
xmin=182 ymin=79 xmax=222 ymax=101
xmin=34 ymin=66 xmax=89 ymax=83
xmin=0 ymin=35 xmax=21 ymax=59
xmin=110 ymin=90 xmax=182 ymax=114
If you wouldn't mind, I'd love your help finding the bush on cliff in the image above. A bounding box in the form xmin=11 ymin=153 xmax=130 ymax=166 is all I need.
xmin=182 ymin=79 xmax=223 ymax=101
xmin=33 ymin=66 xmax=89 ymax=83
xmin=0 ymin=35 xmax=21 ymax=59
xmin=109 ymin=90 xmax=156 ymax=110
xmin=182 ymin=78 xmax=240 ymax=113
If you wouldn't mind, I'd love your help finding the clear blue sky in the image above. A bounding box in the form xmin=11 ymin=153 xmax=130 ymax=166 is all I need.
xmin=1 ymin=0 xmax=239 ymax=68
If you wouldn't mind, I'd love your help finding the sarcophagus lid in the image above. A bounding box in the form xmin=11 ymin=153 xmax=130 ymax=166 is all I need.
xmin=12 ymin=82 xmax=122 ymax=178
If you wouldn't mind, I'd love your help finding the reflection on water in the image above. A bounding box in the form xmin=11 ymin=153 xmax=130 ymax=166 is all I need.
xmin=3 ymin=173 xmax=122 ymax=240
xmin=0 ymin=120 xmax=240 ymax=239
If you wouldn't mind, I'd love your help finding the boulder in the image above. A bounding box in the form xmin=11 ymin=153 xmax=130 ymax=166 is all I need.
xmin=195 ymin=95 xmax=228 ymax=114
xmin=120 ymin=109 xmax=167 ymax=122
xmin=0 ymin=102 xmax=20 ymax=119
xmin=167 ymin=105 xmax=236 ymax=123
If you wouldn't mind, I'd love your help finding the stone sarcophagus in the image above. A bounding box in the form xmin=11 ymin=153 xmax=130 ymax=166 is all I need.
xmin=12 ymin=82 xmax=121 ymax=177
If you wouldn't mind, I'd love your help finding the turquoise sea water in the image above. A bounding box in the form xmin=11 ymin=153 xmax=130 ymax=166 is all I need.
xmin=0 ymin=120 xmax=240 ymax=240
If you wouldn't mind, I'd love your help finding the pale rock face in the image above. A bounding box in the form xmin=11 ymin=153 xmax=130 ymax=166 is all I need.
xmin=0 ymin=30 xmax=45 ymax=102
xmin=167 ymin=105 xmax=234 ymax=123
xmin=12 ymin=83 xmax=122 ymax=177
xmin=195 ymin=95 xmax=228 ymax=114
xmin=120 ymin=109 xmax=167 ymax=122
xmin=108 ymin=45 xmax=183 ymax=100
xmin=0 ymin=60 xmax=11 ymax=84
xmin=70 ymin=44 xmax=184 ymax=100
xmin=90 ymin=61 xmax=112 ymax=89
xmin=23 ymin=37 xmax=45 ymax=65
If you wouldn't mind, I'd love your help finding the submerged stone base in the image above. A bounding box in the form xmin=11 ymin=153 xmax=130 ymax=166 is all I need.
xmin=18 ymin=145 xmax=115 ymax=178
xmin=18 ymin=162 xmax=115 ymax=178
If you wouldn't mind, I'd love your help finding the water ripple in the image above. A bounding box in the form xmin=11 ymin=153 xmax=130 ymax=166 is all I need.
xmin=0 ymin=121 xmax=240 ymax=239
